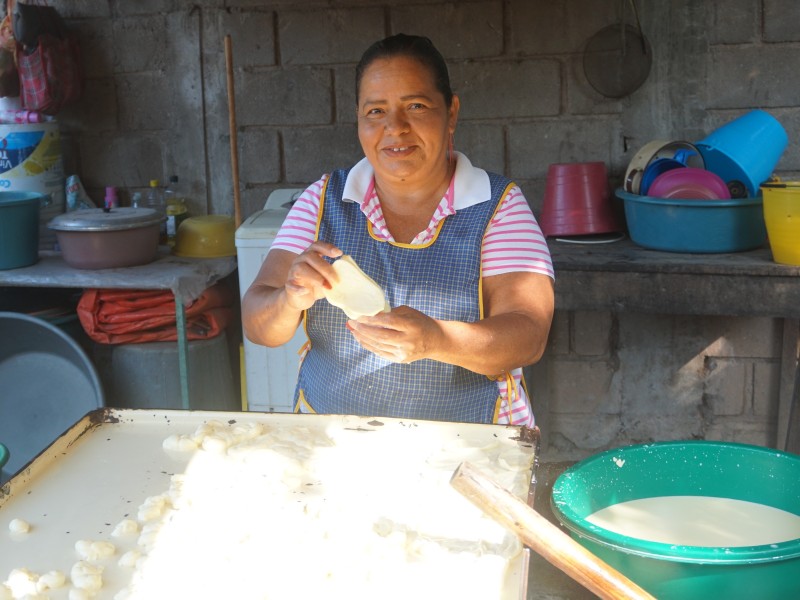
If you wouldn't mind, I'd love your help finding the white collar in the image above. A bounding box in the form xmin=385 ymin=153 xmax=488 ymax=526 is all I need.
xmin=341 ymin=151 xmax=492 ymax=210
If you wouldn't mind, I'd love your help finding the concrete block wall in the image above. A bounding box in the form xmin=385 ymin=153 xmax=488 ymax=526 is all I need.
xmin=45 ymin=0 xmax=800 ymax=459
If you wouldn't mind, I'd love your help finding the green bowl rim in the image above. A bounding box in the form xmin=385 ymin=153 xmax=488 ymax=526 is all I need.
xmin=551 ymin=440 xmax=800 ymax=564
xmin=615 ymin=187 xmax=763 ymax=209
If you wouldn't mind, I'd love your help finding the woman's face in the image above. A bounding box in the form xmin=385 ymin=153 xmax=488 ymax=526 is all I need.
xmin=357 ymin=55 xmax=459 ymax=187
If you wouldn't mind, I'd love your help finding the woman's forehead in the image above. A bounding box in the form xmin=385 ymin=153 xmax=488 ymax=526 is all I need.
xmin=359 ymin=56 xmax=439 ymax=99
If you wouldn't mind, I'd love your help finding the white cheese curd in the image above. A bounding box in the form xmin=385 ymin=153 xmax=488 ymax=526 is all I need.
xmin=115 ymin=418 xmax=534 ymax=600
xmin=69 ymin=561 xmax=103 ymax=592
xmin=324 ymin=255 xmax=390 ymax=319
xmin=35 ymin=570 xmax=66 ymax=592
xmin=8 ymin=518 xmax=31 ymax=534
xmin=111 ymin=519 xmax=139 ymax=538
xmin=118 ymin=550 xmax=142 ymax=569
xmin=161 ymin=433 xmax=198 ymax=453
xmin=136 ymin=494 xmax=169 ymax=522
xmin=0 ymin=584 xmax=10 ymax=600
xmin=4 ymin=568 xmax=38 ymax=597
xmin=74 ymin=539 xmax=116 ymax=561
xmin=68 ymin=588 xmax=92 ymax=600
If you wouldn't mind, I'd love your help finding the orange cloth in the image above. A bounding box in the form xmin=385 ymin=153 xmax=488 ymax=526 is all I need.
xmin=77 ymin=284 xmax=234 ymax=345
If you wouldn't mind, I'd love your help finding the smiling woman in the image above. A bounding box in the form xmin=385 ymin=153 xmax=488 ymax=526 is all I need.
xmin=242 ymin=34 xmax=555 ymax=427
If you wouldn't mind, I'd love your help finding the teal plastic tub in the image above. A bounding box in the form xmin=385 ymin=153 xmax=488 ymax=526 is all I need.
xmin=0 ymin=191 xmax=43 ymax=269
xmin=616 ymin=188 xmax=767 ymax=253
xmin=551 ymin=441 xmax=800 ymax=600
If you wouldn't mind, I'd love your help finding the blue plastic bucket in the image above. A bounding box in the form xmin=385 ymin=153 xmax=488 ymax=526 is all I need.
xmin=616 ymin=188 xmax=766 ymax=253
xmin=696 ymin=109 xmax=788 ymax=198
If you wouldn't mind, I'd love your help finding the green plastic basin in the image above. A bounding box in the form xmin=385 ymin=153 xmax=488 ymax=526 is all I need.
xmin=551 ymin=441 xmax=800 ymax=599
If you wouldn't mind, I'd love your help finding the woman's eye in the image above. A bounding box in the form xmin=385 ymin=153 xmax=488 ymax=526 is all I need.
xmin=409 ymin=103 xmax=425 ymax=110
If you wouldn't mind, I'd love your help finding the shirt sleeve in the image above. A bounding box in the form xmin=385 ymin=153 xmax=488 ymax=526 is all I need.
xmin=481 ymin=185 xmax=555 ymax=279
xmin=269 ymin=175 xmax=328 ymax=254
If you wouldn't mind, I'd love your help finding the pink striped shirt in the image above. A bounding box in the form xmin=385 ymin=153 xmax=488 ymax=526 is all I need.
xmin=273 ymin=153 xmax=553 ymax=426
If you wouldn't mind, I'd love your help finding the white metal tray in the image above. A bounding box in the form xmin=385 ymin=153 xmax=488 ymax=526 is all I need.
xmin=0 ymin=409 xmax=537 ymax=599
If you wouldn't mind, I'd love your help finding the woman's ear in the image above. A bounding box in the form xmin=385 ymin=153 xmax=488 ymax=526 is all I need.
xmin=449 ymin=94 xmax=460 ymax=133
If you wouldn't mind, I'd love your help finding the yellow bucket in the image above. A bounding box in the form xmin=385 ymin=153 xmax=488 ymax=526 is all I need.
xmin=761 ymin=181 xmax=800 ymax=265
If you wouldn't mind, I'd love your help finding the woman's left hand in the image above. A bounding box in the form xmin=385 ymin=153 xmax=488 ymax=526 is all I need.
xmin=347 ymin=306 xmax=439 ymax=363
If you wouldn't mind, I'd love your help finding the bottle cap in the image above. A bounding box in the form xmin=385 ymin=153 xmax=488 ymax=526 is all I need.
xmin=149 ymin=179 xmax=159 ymax=187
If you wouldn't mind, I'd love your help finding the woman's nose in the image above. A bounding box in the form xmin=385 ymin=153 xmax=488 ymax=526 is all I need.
xmin=384 ymin=110 xmax=409 ymax=133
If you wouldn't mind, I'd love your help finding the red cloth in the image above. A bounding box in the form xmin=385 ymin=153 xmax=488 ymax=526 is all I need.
xmin=77 ymin=284 xmax=234 ymax=345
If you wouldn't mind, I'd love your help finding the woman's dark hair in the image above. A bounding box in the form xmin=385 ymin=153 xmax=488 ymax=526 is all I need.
xmin=355 ymin=34 xmax=454 ymax=107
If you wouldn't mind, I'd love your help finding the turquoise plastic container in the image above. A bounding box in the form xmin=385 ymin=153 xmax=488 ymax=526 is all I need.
xmin=0 ymin=191 xmax=43 ymax=269
xmin=616 ymin=188 xmax=767 ymax=253
xmin=551 ymin=441 xmax=800 ymax=600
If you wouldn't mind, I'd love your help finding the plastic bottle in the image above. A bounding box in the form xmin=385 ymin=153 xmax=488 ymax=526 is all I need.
xmin=104 ymin=186 xmax=118 ymax=209
xmin=146 ymin=179 xmax=167 ymax=244
xmin=131 ymin=192 xmax=142 ymax=208
xmin=164 ymin=175 xmax=189 ymax=248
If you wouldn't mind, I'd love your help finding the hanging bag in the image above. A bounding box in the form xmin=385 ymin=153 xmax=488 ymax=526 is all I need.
xmin=13 ymin=0 xmax=82 ymax=115
xmin=0 ymin=0 xmax=19 ymax=97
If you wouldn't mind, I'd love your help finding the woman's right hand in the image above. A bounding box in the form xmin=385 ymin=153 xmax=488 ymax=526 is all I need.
xmin=283 ymin=241 xmax=343 ymax=311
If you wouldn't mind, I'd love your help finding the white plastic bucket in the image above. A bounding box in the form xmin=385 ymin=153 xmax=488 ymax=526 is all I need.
xmin=0 ymin=122 xmax=65 ymax=251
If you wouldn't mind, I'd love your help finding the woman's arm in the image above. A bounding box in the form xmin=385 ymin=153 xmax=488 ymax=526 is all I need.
xmin=347 ymin=270 xmax=554 ymax=375
xmin=241 ymin=242 xmax=342 ymax=347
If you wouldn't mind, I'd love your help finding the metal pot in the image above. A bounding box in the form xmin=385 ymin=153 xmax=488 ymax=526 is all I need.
xmin=48 ymin=207 xmax=164 ymax=269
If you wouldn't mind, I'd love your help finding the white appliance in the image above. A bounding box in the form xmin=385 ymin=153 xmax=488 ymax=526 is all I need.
xmin=235 ymin=189 xmax=305 ymax=412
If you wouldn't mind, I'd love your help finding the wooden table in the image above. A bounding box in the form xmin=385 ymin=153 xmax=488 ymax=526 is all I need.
xmin=0 ymin=251 xmax=238 ymax=409
xmin=548 ymin=238 xmax=800 ymax=452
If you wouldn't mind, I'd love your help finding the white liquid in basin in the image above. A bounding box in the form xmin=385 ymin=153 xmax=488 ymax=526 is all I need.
xmin=586 ymin=496 xmax=800 ymax=547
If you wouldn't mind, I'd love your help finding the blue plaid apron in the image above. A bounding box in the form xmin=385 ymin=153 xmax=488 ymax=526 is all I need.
xmin=294 ymin=168 xmax=514 ymax=423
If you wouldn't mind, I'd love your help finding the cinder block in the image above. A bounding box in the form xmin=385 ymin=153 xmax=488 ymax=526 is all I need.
xmin=452 ymin=122 xmax=505 ymax=176
xmin=704 ymin=357 xmax=750 ymax=416
xmin=676 ymin=316 xmax=781 ymax=359
xmin=764 ymin=0 xmax=800 ymax=42
xmin=508 ymin=118 xmax=618 ymax=180
xmin=572 ymin=310 xmax=612 ymax=357
xmin=117 ymin=73 xmax=173 ymax=131
xmin=450 ymin=59 xmax=560 ymax=120
xmin=79 ymin=134 xmax=164 ymax=190
xmin=392 ymin=2 xmax=503 ymax=59
xmin=508 ymin=0 xmax=616 ymax=55
xmin=279 ymin=8 xmax=384 ymax=66
xmin=709 ymin=0 xmax=758 ymax=44
xmin=546 ymin=311 xmax=570 ymax=356
xmin=237 ymin=69 xmax=332 ymax=126
xmin=217 ymin=11 xmax=276 ymax=68
xmin=112 ymin=16 xmax=168 ymax=72
xmin=708 ymin=46 xmax=800 ymax=109
xmin=548 ymin=359 xmax=619 ymax=414
xmin=239 ymin=129 xmax=281 ymax=185
xmin=334 ymin=66 xmax=357 ymax=125
xmin=283 ymin=125 xmax=363 ymax=183
xmin=704 ymin=418 xmax=774 ymax=448
xmin=753 ymin=360 xmax=780 ymax=418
